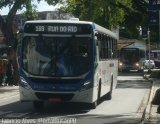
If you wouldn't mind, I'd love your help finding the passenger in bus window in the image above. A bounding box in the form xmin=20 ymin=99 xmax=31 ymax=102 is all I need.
xmin=56 ymin=41 xmax=73 ymax=76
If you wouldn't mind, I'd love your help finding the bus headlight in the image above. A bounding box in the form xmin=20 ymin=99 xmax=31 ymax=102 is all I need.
xmin=81 ymin=81 xmax=92 ymax=91
xmin=119 ymin=62 xmax=123 ymax=66
xmin=20 ymin=77 xmax=31 ymax=89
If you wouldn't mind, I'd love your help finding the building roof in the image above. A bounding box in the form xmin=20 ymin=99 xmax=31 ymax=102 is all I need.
xmin=118 ymin=37 xmax=135 ymax=50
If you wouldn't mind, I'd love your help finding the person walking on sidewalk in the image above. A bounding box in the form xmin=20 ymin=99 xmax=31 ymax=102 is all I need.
xmin=0 ymin=62 xmax=3 ymax=86
xmin=6 ymin=60 xmax=14 ymax=86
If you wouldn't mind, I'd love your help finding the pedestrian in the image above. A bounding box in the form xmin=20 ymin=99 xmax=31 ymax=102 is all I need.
xmin=0 ymin=61 xmax=3 ymax=86
xmin=6 ymin=60 xmax=14 ymax=86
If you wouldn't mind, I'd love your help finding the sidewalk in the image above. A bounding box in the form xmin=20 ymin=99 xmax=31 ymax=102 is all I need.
xmin=0 ymin=86 xmax=19 ymax=106
xmin=143 ymin=78 xmax=160 ymax=123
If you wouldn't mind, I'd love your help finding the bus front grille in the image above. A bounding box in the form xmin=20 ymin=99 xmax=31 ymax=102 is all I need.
xmin=35 ymin=92 xmax=74 ymax=101
xmin=29 ymin=77 xmax=82 ymax=84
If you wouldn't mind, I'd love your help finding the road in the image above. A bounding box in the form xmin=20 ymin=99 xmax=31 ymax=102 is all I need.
xmin=0 ymin=72 xmax=152 ymax=124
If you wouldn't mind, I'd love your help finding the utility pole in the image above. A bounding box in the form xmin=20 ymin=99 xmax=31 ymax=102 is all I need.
xmin=147 ymin=28 xmax=151 ymax=72
xmin=159 ymin=10 xmax=160 ymax=48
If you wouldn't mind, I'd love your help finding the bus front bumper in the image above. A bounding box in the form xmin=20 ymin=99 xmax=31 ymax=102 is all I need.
xmin=19 ymin=86 xmax=97 ymax=103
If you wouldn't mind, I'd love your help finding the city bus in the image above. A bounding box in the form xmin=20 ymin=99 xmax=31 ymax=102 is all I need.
xmin=18 ymin=20 xmax=118 ymax=110
xmin=118 ymin=47 xmax=145 ymax=72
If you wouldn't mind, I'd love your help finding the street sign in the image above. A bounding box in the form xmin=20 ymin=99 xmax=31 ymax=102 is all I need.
xmin=149 ymin=11 xmax=159 ymax=25
xmin=148 ymin=0 xmax=160 ymax=10
xmin=149 ymin=0 xmax=157 ymax=6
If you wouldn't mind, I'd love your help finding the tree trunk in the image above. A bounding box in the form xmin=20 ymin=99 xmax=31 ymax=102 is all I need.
xmin=0 ymin=0 xmax=25 ymax=85
xmin=7 ymin=48 xmax=19 ymax=85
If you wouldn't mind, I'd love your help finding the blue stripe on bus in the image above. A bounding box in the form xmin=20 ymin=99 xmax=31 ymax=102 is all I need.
xmin=19 ymin=68 xmax=93 ymax=92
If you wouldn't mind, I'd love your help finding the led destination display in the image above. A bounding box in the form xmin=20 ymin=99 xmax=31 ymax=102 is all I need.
xmin=24 ymin=23 xmax=92 ymax=34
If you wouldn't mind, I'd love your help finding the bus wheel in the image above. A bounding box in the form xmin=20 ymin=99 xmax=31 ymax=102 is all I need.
xmin=90 ymin=101 xmax=97 ymax=109
xmin=90 ymin=82 xmax=101 ymax=109
xmin=33 ymin=101 xmax=44 ymax=111
xmin=105 ymin=75 xmax=113 ymax=100
xmin=97 ymin=82 xmax=101 ymax=103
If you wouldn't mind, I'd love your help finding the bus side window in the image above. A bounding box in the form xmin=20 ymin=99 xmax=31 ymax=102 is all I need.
xmin=112 ymin=39 xmax=117 ymax=59
xmin=108 ymin=37 xmax=112 ymax=59
xmin=104 ymin=35 xmax=107 ymax=59
xmin=98 ymin=33 xmax=103 ymax=60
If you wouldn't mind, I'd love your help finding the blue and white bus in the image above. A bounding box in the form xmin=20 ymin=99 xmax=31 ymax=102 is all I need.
xmin=118 ymin=47 xmax=145 ymax=72
xmin=18 ymin=20 xmax=118 ymax=110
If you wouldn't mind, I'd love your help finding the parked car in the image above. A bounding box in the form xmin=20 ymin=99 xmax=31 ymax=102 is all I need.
xmin=143 ymin=60 xmax=155 ymax=69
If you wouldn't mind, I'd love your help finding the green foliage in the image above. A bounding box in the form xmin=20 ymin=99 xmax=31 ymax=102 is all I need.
xmin=150 ymin=71 xmax=160 ymax=78
xmin=0 ymin=0 xmax=62 ymax=85
xmin=122 ymin=0 xmax=148 ymax=39
xmin=0 ymin=0 xmax=17 ymax=8
xmin=23 ymin=0 xmax=38 ymax=20
xmin=60 ymin=0 xmax=148 ymax=38
xmin=0 ymin=0 xmax=149 ymax=39
xmin=0 ymin=0 xmax=27 ymax=11
xmin=60 ymin=0 xmax=132 ymax=29
xmin=0 ymin=0 xmax=61 ymax=16
xmin=0 ymin=0 xmax=62 ymax=47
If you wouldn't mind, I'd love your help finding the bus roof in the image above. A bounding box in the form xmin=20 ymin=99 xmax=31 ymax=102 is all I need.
xmin=93 ymin=23 xmax=118 ymax=39
xmin=25 ymin=19 xmax=93 ymax=25
xmin=25 ymin=20 xmax=118 ymax=39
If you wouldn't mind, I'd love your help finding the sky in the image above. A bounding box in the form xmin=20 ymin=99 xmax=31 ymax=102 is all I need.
xmin=0 ymin=0 xmax=58 ymax=15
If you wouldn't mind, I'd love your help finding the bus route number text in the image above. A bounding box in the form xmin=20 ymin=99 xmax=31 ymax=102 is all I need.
xmin=35 ymin=26 xmax=78 ymax=33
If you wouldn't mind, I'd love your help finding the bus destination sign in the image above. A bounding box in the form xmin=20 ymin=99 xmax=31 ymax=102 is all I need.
xmin=24 ymin=23 xmax=92 ymax=34
xmin=35 ymin=25 xmax=77 ymax=33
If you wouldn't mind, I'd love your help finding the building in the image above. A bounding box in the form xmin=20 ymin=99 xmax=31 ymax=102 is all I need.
xmin=16 ymin=11 xmax=74 ymax=31
xmin=0 ymin=11 xmax=74 ymax=43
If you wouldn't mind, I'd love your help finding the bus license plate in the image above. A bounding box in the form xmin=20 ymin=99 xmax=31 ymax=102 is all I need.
xmin=48 ymin=98 xmax=62 ymax=103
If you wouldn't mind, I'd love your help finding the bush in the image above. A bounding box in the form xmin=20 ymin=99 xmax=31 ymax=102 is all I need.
xmin=150 ymin=71 xmax=160 ymax=78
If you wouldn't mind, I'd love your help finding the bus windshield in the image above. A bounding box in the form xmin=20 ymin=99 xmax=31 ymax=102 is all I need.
xmin=120 ymin=49 xmax=139 ymax=63
xmin=22 ymin=36 xmax=92 ymax=77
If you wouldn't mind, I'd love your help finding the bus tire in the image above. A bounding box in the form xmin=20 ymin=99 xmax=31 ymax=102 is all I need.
xmin=157 ymin=105 xmax=160 ymax=113
xmin=33 ymin=101 xmax=44 ymax=111
xmin=97 ymin=81 xmax=101 ymax=104
xmin=105 ymin=75 xmax=113 ymax=100
xmin=90 ymin=101 xmax=97 ymax=109
xmin=90 ymin=81 xmax=101 ymax=109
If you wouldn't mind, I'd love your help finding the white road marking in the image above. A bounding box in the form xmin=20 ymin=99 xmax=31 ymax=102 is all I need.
xmin=0 ymin=111 xmax=12 ymax=116
xmin=5 ymin=112 xmax=31 ymax=118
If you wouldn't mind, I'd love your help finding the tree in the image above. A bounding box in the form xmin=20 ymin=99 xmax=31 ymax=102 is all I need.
xmin=0 ymin=0 xmax=27 ymax=85
xmin=24 ymin=0 xmax=38 ymax=20
xmin=59 ymin=0 xmax=132 ymax=29
xmin=121 ymin=0 xmax=148 ymax=39
xmin=0 ymin=0 xmax=60 ymax=85
xmin=60 ymin=0 xmax=149 ymax=39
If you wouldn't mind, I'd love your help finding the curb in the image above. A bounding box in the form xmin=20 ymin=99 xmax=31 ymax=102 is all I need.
xmin=141 ymin=79 xmax=154 ymax=123
xmin=141 ymin=75 xmax=160 ymax=123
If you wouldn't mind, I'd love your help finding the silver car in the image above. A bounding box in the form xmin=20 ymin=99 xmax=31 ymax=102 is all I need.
xmin=143 ymin=60 xmax=155 ymax=69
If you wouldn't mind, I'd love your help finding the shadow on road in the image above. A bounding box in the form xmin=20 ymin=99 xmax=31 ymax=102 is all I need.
xmin=0 ymin=101 xmax=142 ymax=123
xmin=0 ymin=101 xmax=92 ymax=119
xmin=118 ymin=71 xmax=144 ymax=76
xmin=0 ymin=96 xmax=120 ymax=120
xmin=117 ymin=80 xmax=152 ymax=89
xmin=118 ymin=71 xmax=152 ymax=89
